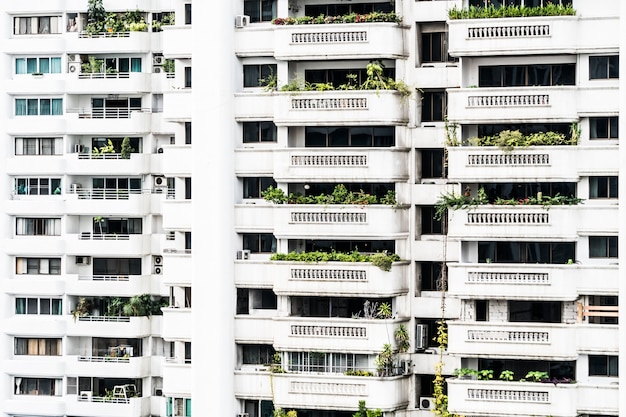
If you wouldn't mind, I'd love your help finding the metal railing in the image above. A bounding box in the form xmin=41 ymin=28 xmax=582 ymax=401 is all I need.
xmin=78 ymin=275 xmax=130 ymax=281
xmin=67 ymin=107 xmax=149 ymax=119
xmin=79 ymin=232 xmax=131 ymax=240
xmin=78 ymin=72 xmax=131 ymax=79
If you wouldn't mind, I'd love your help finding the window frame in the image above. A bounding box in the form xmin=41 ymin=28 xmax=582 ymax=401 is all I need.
xmin=243 ymin=121 xmax=278 ymax=143
xmin=589 ymin=55 xmax=619 ymax=80
xmin=589 ymin=176 xmax=618 ymax=199
xmin=421 ymin=90 xmax=446 ymax=122
xmin=15 ymin=98 xmax=63 ymax=116
xmin=589 ymin=355 xmax=619 ymax=377
xmin=589 ymin=236 xmax=618 ymax=258
xmin=243 ymin=64 xmax=277 ymax=88
xmin=589 ymin=117 xmax=618 ymax=139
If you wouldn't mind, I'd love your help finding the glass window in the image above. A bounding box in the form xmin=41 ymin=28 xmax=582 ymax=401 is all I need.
xmin=243 ymin=64 xmax=277 ymax=88
xmin=245 ymin=0 xmax=277 ymax=22
xmin=509 ymin=301 xmax=562 ymax=323
xmin=589 ymin=117 xmax=618 ymax=139
xmin=184 ymin=4 xmax=192 ymax=24
xmin=589 ymin=56 xmax=619 ymax=80
xmin=589 ymin=176 xmax=618 ymax=199
xmin=243 ymin=177 xmax=276 ymax=199
xmin=589 ymin=236 xmax=618 ymax=258
xmin=421 ymin=91 xmax=446 ymax=122
xmin=589 ymin=355 xmax=619 ymax=376
xmin=243 ymin=233 xmax=276 ymax=253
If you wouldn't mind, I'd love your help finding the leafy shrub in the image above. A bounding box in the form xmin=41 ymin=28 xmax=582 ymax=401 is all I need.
xmin=270 ymin=250 xmax=400 ymax=271
xmin=272 ymin=11 xmax=402 ymax=25
xmin=448 ymin=3 xmax=575 ymax=19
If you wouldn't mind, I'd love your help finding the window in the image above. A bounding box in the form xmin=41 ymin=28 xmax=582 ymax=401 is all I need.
xmin=588 ymin=295 xmax=618 ymax=325
xmin=90 ymin=97 xmax=142 ymax=118
xmin=103 ymin=57 xmax=142 ymax=73
xmin=244 ymin=177 xmax=277 ymax=199
xmin=305 ymin=3 xmax=393 ymax=16
xmin=243 ymin=233 xmax=276 ymax=253
xmin=185 ymin=177 xmax=192 ymax=200
xmin=15 ymin=178 xmax=61 ymax=195
xmin=589 ymin=236 xmax=618 ymax=258
xmin=305 ymin=67 xmax=395 ymax=89
xmin=15 ymin=338 xmax=61 ymax=355
xmin=478 ymin=241 xmax=575 ymax=264
xmin=589 ymin=355 xmax=618 ymax=377
xmin=93 ymin=258 xmax=142 ymax=275
xmin=185 ymin=232 xmax=192 ymax=251
xmin=16 ymin=218 xmax=60 ymax=236
xmin=91 ymin=137 xmax=141 ymax=154
xmin=589 ymin=176 xmax=618 ymax=199
xmin=15 ymin=378 xmax=62 ymax=396
xmin=92 ymin=177 xmax=142 ymax=196
xmin=421 ymin=149 xmax=445 ymax=178
xmin=589 ymin=55 xmax=619 ymax=80
xmin=421 ymin=206 xmax=444 ymax=235
xmin=93 ymin=218 xmax=142 ymax=234
xmin=243 ymin=64 xmax=277 ymax=88
xmin=304 ymin=239 xmax=394 ymax=253
xmin=184 ymin=4 xmax=192 ymax=24
xmin=244 ymin=0 xmax=277 ymax=22
xmin=421 ymin=90 xmax=446 ymax=122
xmin=242 ymin=344 xmax=276 ymax=364
xmin=15 ymin=137 xmax=62 ymax=156
xmin=475 ymin=300 xmax=488 ymax=321
xmin=237 ymin=288 xmax=250 ymax=315
xmin=15 ymin=297 xmax=62 ymax=315
xmin=13 ymin=16 xmax=61 ymax=34
xmin=478 ymin=64 xmax=575 ymax=87
xmin=419 ymin=262 xmax=445 ymax=291
xmin=590 ymin=117 xmax=618 ymax=139
xmin=184 ymin=66 xmax=192 ymax=88
xmin=509 ymin=301 xmax=562 ymax=323
xmin=15 ymin=98 xmax=63 ymax=116
xmin=287 ymin=352 xmax=369 ymax=373
xmin=254 ymin=289 xmax=277 ymax=309
xmin=167 ymin=397 xmax=191 ymax=417
xmin=243 ymin=121 xmax=277 ymax=143
xmin=470 ymin=0 xmax=571 ymax=6
xmin=305 ymin=126 xmax=395 ymax=147
xmin=185 ymin=342 xmax=191 ymax=364
xmin=185 ymin=122 xmax=192 ymax=144
xmin=16 ymin=258 xmax=61 ymax=275
xmin=420 ymin=25 xmax=456 ymax=64
xmin=15 ymin=57 xmax=62 ymax=74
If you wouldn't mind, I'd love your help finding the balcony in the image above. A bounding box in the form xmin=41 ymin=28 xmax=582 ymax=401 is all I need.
xmin=447 ymin=263 xmax=619 ymax=300
xmin=66 ymin=73 xmax=151 ymax=95
xmin=162 ymin=25 xmax=192 ymax=57
xmin=446 ymin=205 xmax=618 ymax=241
xmin=273 ymin=317 xmax=410 ymax=353
xmin=64 ymin=190 xmax=152 ymax=216
xmin=162 ymin=308 xmax=192 ymax=340
xmin=65 ymin=395 xmax=151 ymax=417
xmin=272 ymin=373 xmax=409 ymax=411
xmin=446 ymin=145 xmax=619 ymax=182
xmin=65 ymin=110 xmax=152 ymax=135
xmin=162 ymin=200 xmax=192 ymax=230
xmin=448 ymin=15 xmax=618 ymax=57
xmin=234 ymin=90 xmax=409 ymax=126
xmin=447 ymin=379 xmax=577 ymax=417
xmin=234 ymin=204 xmax=410 ymax=239
xmin=65 ymin=153 xmax=151 ymax=175
xmin=65 ymin=31 xmax=153 ymax=54
xmin=234 ymin=316 xmax=276 ymax=344
xmin=447 ymin=86 xmax=619 ymax=124
xmin=577 ymin=383 xmax=619 ymax=415
xmin=66 ymin=315 xmax=160 ymax=338
xmin=162 ymin=361 xmax=192 ymax=395
xmin=65 ymin=355 xmax=152 ymax=378
xmin=234 ymin=260 xmax=409 ymax=296
xmin=65 ymin=275 xmax=153 ymax=297
xmin=447 ymin=321 xmax=577 ymax=359
xmin=273 ymin=23 xmax=407 ymax=60
xmin=252 ymin=147 xmax=409 ymax=182
xmin=65 ymin=233 xmax=152 ymax=256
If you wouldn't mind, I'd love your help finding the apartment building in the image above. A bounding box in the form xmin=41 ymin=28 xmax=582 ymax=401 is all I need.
xmin=0 ymin=0 xmax=192 ymax=416
xmin=2 ymin=1 xmax=624 ymax=417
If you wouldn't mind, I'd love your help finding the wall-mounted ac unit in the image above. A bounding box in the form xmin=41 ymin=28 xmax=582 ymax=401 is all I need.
xmin=68 ymin=62 xmax=81 ymax=73
xmin=157 ymin=147 xmax=164 ymax=154
xmin=153 ymin=265 xmax=163 ymax=275
xmin=235 ymin=15 xmax=250 ymax=28
xmin=236 ymin=250 xmax=250 ymax=260
xmin=155 ymin=388 xmax=163 ymax=396
xmin=80 ymin=391 xmax=93 ymax=401
xmin=68 ymin=54 xmax=81 ymax=63
xmin=76 ymin=256 xmax=91 ymax=265
xmin=153 ymin=55 xmax=165 ymax=65
xmin=154 ymin=255 xmax=163 ymax=265
xmin=154 ymin=176 xmax=166 ymax=187
xmin=74 ymin=144 xmax=84 ymax=153
xmin=415 ymin=324 xmax=428 ymax=351
xmin=420 ymin=397 xmax=436 ymax=410
xmin=153 ymin=66 xmax=163 ymax=74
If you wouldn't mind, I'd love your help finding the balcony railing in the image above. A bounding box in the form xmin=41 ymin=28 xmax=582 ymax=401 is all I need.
xmin=77 ymin=315 xmax=131 ymax=323
xmin=78 ymin=275 xmax=130 ymax=281
xmin=78 ymin=32 xmax=131 ymax=38
xmin=78 ymin=72 xmax=131 ymax=79
xmin=79 ymin=232 xmax=131 ymax=240
xmin=67 ymin=107 xmax=149 ymax=119
xmin=78 ymin=396 xmax=131 ymax=404
xmin=68 ymin=188 xmax=143 ymax=200
xmin=78 ymin=355 xmax=130 ymax=363
xmin=77 ymin=153 xmax=128 ymax=160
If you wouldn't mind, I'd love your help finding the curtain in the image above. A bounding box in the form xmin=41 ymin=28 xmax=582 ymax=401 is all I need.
xmin=27 ymin=99 xmax=38 ymax=115
xmin=166 ymin=397 xmax=172 ymax=417
xmin=40 ymin=99 xmax=51 ymax=115
xmin=185 ymin=398 xmax=191 ymax=416
xmin=131 ymin=58 xmax=142 ymax=72
xmin=51 ymin=99 xmax=63 ymax=115
xmin=16 ymin=298 xmax=26 ymax=314
xmin=26 ymin=58 xmax=38 ymax=73
xmin=15 ymin=59 xmax=26 ymax=74
xmin=16 ymin=258 xmax=27 ymax=274
xmin=50 ymin=57 xmax=61 ymax=74
xmin=15 ymin=99 xmax=26 ymax=116
xmin=39 ymin=58 xmax=50 ymax=73
xmin=53 ymin=299 xmax=62 ymax=315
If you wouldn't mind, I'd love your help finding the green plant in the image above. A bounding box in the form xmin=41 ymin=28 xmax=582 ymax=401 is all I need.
xmin=120 ymin=137 xmax=134 ymax=159
xmin=92 ymin=139 xmax=115 ymax=155
xmin=374 ymin=344 xmax=394 ymax=376
xmin=261 ymin=70 xmax=278 ymax=92
xmin=274 ymin=408 xmax=297 ymax=417
xmin=380 ymin=190 xmax=397 ymax=205
xmin=86 ymin=0 xmax=107 ymax=33
xmin=376 ymin=302 xmax=392 ymax=319
xmin=81 ymin=56 xmax=104 ymax=74
xmin=394 ymin=324 xmax=410 ymax=353
xmin=448 ymin=3 xmax=575 ymax=19
xmin=272 ymin=11 xmax=402 ymax=25
xmin=524 ymin=370 xmax=549 ymax=382
xmin=353 ymin=400 xmax=382 ymax=417
xmin=270 ymin=250 xmax=399 ymax=271
xmin=453 ymin=368 xmax=478 ymax=378
xmin=477 ymin=369 xmax=494 ymax=380
xmin=71 ymin=297 xmax=92 ymax=321
xmin=162 ymin=59 xmax=175 ymax=74
xmin=499 ymin=370 xmax=515 ymax=381
xmin=345 ymin=369 xmax=374 ymax=377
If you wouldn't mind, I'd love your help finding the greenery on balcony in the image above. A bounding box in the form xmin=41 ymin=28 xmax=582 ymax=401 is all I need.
xmin=434 ymin=187 xmax=583 ymax=220
xmin=71 ymin=295 xmax=167 ymax=321
xmin=270 ymin=250 xmax=400 ymax=271
xmin=261 ymin=184 xmax=396 ymax=205
xmin=272 ymin=11 xmax=402 ymax=25
xmin=448 ymin=3 xmax=575 ymax=20
xmin=465 ymin=126 xmax=580 ymax=150
xmin=453 ymin=368 xmax=574 ymax=384
xmin=84 ymin=0 xmax=147 ymax=34
xmin=152 ymin=12 xmax=174 ymax=32
xmin=265 ymin=62 xmax=411 ymax=97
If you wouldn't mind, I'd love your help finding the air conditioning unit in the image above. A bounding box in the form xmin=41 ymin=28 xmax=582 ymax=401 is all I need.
xmin=155 ymin=388 xmax=163 ymax=396
xmin=68 ymin=62 xmax=81 ymax=73
xmin=76 ymin=256 xmax=91 ymax=265
xmin=68 ymin=54 xmax=81 ymax=63
xmin=153 ymin=55 xmax=165 ymax=65
xmin=236 ymin=250 xmax=250 ymax=260
xmin=235 ymin=15 xmax=250 ymax=28
xmin=415 ymin=324 xmax=429 ymax=351
xmin=154 ymin=255 xmax=163 ymax=265
xmin=80 ymin=391 xmax=93 ymax=401
xmin=74 ymin=143 xmax=84 ymax=153
xmin=154 ymin=176 xmax=166 ymax=187
xmin=157 ymin=147 xmax=164 ymax=154
xmin=153 ymin=265 xmax=163 ymax=275
xmin=153 ymin=66 xmax=163 ymax=74
xmin=420 ymin=397 xmax=436 ymax=410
